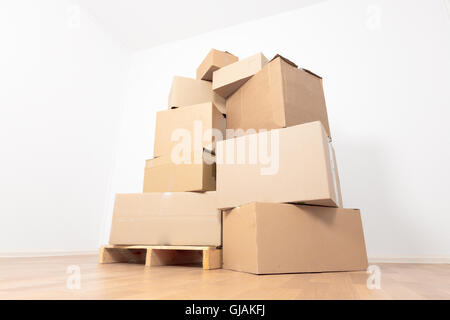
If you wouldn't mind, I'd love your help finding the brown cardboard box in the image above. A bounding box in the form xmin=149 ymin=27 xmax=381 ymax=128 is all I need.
xmin=168 ymin=76 xmax=226 ymax=114
xmin=212 ymin=52 xmax=268 ymax=98
xmin=110 ymin=192 xmax=221 ymax=246
xmin=143 ymin=149 xmax=216 ymax=192
xmin=154 ymin=102 xmax=226 ymax=157
xmin=216 ymin=121 xmax=342 ymax=209
xmin=223 ymin=202 xmax=368 ymax=274
xmin=226 ymin=55 xmax=331 ymax=139
xmin=196 ymin=49 xmax=238 ymax=81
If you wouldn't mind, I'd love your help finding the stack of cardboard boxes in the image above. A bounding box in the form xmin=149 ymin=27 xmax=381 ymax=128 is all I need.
xmin=109 ymin=49 xmax=368 ymax=274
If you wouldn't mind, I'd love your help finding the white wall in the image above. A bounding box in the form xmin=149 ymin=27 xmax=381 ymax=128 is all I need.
xmin=0 ymin=0 xmax=129 ymax=255
xmin=109 ymin=0 xmax=450 ymax=259
xmin=2 ymin=0 xmax=449 ymax=259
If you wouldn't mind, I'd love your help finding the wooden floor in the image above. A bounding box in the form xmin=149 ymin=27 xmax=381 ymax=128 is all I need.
xmin=0 ymin=255 xmax=449 ymax=299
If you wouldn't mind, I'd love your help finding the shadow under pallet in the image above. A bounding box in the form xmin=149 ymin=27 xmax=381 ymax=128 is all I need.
xmin=99 ymin=245 xmax=222 ymax=270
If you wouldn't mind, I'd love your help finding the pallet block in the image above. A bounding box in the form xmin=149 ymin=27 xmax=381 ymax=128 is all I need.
xmin=99 ymin=245 xmax=222 ymax=270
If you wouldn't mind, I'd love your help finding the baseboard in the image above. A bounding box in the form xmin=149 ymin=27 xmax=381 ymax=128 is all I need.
xmin=0 ymin=250 xmax=98 ymax=258
xmin=1 ymin=252 xmax=449 ymax=263
xmin=369 ymin=256 xmax=450 ymax=264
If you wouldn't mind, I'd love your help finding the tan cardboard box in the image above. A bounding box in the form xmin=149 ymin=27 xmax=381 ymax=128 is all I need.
xmin=226 ymin=54 xmax=331 ymax=139
xmin=196 ymin=49 xmax=238 ymax=81
xmin=212 ymin=52 xmax=268 ymax=98
xmin=216 ymin=121 xmax=342 ymax=209
xmin=143 ymin=150 xmax=216 ymax=192
xmin=168 ymin=76 xmax=226 ymax=114
xmin=154 ymin=102 xmax=226 ymax=157
xmin=110 ymin=192 xmax=221 ymax=246
xmin=223 ymin=202 xmax=368 ymax=274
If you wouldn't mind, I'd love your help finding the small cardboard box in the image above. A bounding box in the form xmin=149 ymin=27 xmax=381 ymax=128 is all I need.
xmin=196 ymin=49 xmax=238 ymax=81
xmin=223 ymin=202 xmax=368 ymax=274
xmin=226 ymin=55 xmax=331 ymax=139
xmin=110 ymin=192 xmax=221 ymax=246
xmin=168 ymin=76 xmax=226 ymax=114
xmin=216 ymin=121 xmax=342 ymax=209
xmin=212 ymin=52 xmax=268 ymax=98
xmin=154 ymin=102 xmax=226 ymax=157
xmin=143 ymin=150 xmax=216 ymax=192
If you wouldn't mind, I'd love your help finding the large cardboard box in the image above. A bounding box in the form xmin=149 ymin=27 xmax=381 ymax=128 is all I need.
xmin=110 ymin=192 xmax=221 ymax=246
xmin=223 ymin=202 xmax=368 ymax=274
xmin=216 ymin=121 xmax=342 ymax=209
xmin=226 ymin=55 xmax=331 ymax=139
xmin=154 ymin=102 xmax=226 ymax=157
xmin=196 ymin=49 xmax=238 ymax=81
xmin=143 ymin=150 xmax=216 ymax=192
xmin=168 ymin=76 xmax=226 ymax=114
xmin=212 ymin=52 xmax=268 ymax=98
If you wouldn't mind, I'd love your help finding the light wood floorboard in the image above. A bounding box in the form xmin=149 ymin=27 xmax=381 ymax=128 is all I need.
xmin=0 ymin=255 xmax=449 ymax=299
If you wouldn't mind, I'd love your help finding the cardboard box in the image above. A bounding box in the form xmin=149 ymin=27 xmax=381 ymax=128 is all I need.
xmin=196 ymin=49 xmax=238 ymax=81
xmin=216 ymin=121 xmax=342 ymax=209
xmin=143 ymin=149 xmax=216 ymax=192
xmin=212 ymin=52 xmax=268 ymax=98
xmin=154 ymin=102 xmax=226 ymax=157
xmin=110 ymin=192 xmax=221 ymax=246
xmin=223 ymin=202 xmax=368 ymax=274
xmin=168 ymin=76 xmax=226 ymax=114
xmin=226 ymin=55 xmax=331 ymax=139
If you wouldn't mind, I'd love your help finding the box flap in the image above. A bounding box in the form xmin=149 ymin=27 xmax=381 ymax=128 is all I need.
xmin=301 ymin=68 xmax=322 ymax=79
xmin=270 ymin=54 xmax=298 ymax=68
xmin=270 ymin=54 xmax=322 ymax=79
xmin=224 ymin=50 xmax=238 ymax=58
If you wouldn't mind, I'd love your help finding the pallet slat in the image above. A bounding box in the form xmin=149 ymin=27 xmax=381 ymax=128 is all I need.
xmin=103 ymin=244 xmax=213 ymax=250
xmin=99 ymin=245 xmax=222 ymax=270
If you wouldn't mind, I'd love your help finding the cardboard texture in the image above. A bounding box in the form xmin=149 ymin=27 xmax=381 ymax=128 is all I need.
xmin=212 ymin=53 xmax=268 ymax=98
xmin=196 ymin=49 xmax=238 ymax=81
xmin=154 ymin=102 xmax=226 ymax=157
xmin=222 ymin=202 xmax=368 ymax=274
xmin=216 ymin=121 xmax=342 ymax=209
xmin=168 ymin=76 xmax=226 ymax=114
xmin=106 ymin=50 xmax=368 ymax=276
xmin=110 ymin=192 xmax=221 ymax=246
xmin=143 ymin=149 xmax=216 ymax=192
xmin=226 ymin=55 xmax=332 ymax=139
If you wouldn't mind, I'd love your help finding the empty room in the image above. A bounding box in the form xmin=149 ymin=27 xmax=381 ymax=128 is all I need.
xmin=1 ymin=0 xmax=449 ymax=311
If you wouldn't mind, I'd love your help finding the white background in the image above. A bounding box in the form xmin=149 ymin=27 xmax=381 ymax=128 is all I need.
xmin=1 ymin=0 xmax=450 ymax=260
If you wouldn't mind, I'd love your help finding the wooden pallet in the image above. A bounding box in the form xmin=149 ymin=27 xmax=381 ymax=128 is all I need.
xmin=99 ymin=245 xmax=222 ymax=270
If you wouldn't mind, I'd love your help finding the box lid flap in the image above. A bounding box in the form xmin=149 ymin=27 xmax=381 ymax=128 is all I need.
xmin=301 ymin=68 xmax=322 ymax=79
xmin=270 ymin=54 xmax=322 ymax=79
xmin=270 ymin=54 xmax=298 ymax=68
xmin=223 ymin=50 xmax=238 ymax=58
